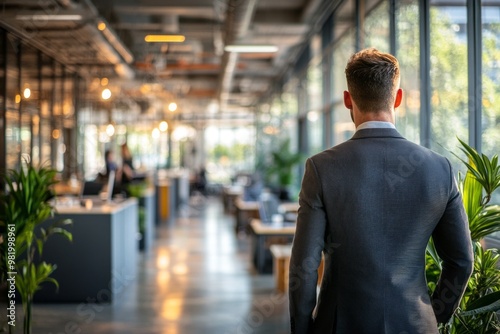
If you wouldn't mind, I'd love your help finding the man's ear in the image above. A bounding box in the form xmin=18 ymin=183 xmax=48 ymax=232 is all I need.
xmin=394 ymin=88 xmax=403 ymax=108
xmin=344 ymin=91 xmax=353 ymax=109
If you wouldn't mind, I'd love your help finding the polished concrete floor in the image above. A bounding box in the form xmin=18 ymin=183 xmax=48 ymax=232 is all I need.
xmin=29 ymin=196 xmax=290 ymax=334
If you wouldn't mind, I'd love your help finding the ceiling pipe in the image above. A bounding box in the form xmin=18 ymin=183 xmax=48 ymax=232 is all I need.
xmin=217 ymin=0 xmax=258 ymax=106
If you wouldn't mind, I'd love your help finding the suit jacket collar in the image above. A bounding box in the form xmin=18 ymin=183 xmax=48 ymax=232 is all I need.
xmin=351 ymin=127 xmax=405 ymax=140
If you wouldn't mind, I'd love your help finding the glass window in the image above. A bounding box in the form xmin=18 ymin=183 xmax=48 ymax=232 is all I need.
xmin=307 ymin=110 xmax=323 ymax=154
xmin=307 ymin=61 xmax=323 ymax=112
xmin=395 ymin=1 xmax=420 ymax=143
xmin=481 ymin=2 xmax=500 ymax=157
xmin=429 ymin=2 xmax=468 ymax=166
xmin=306 ymin=61 xmax=324 ymax=154
xmin=204 ymin=125 xmax=255 ymax=184
xmin=364 ymin=0 xmax=390 ymax=52
xmin=52 ymin=62 xmax=64 ymax=172
xmin=40 ymin=53 xmax=53 ymax=166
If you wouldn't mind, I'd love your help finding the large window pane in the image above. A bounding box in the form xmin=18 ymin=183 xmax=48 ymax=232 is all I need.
xmin=306 ymin=62 xmax=323 ymax=154
xmin=20 ymin=43 xmax=39 ymax=164
xmin=396 ymin=1 xmax=420 ymax=143
xmin=5 ymin=34 xmax=20 ymax=171
xmin=40 ymin=54 xmax=53 ymax=166
xmin=204 ymin=126 xmax=255 ymax=184
xmin=481 ymin=2 xmax=500 ymax=157
xmin=430 ymin=2 xmax=468 ymax=165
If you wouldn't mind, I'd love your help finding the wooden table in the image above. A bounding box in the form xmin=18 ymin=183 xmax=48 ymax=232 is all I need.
xmin=222 ymin=185 xmax=243 ymax=213
xmin=270 ymin=244 xmax=292 ymax=293
xmin=249 ymin=219 xmax=296 ymax=274
xmin=235 ymin=200 xmax=299 ymax=234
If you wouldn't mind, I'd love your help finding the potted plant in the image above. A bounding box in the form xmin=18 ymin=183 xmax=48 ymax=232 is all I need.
xmin=426 ymin=138 xmax=500 ymax=333
xmin=0 ymin=161 xmax=72 ymax=334
xmin=266 ymin=138 xmax=304 ymax=201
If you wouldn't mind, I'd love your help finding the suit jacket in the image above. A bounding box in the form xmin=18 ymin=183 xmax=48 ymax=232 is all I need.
xmin=289 ymin=128 xmax=474 ymax=334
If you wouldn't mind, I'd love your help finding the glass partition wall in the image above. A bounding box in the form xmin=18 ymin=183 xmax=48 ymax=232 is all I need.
xmin=2 ymin=1 xmax=500 ymax=190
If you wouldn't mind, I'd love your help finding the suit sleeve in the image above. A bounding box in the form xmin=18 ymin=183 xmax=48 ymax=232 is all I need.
xmin=289 ymin=158 xmax=327 ymax=334
xmin=431 ymin=160 xmax=474 ymax=323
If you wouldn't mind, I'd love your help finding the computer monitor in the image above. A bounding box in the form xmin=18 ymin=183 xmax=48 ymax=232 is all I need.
xmin=258 ymin=194 xmax=280 ymax=223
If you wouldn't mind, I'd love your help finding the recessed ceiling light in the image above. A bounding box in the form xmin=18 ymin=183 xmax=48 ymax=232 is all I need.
xmin=97 ymin=21 xmax=107 ymax=31
xmin=145 ymin=35 xmax=186 ymax=43
xmin=224 ymin=45 xmax=279 ymax=53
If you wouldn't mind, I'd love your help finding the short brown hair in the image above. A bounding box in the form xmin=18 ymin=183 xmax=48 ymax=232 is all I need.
xmin=345 ymin=48 xmax=400 ymax=113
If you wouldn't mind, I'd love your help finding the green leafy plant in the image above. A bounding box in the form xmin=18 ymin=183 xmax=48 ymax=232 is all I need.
xmin=0 ymin=162 xmax=72 ymax=334
xmin=426 ymin=138 xmax=500 ymax=333
xmin=126 ymin=182 xmax=148 ymax=248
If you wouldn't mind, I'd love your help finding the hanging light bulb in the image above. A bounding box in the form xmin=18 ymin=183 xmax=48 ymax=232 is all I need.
xmin=152 ymin=128 xmax=160 ymax=139
xmin=102 ymin=88 xmax=112 ymax=100
xmin=23 ymin=87 xmax=31 ymax=99
xmin=106 ymin=123 xmax=115 ymax=137
xmin=159 ymin=121 xmax=168 ymax=132
xmin=97 ymin=21 xmax=106 ymax=31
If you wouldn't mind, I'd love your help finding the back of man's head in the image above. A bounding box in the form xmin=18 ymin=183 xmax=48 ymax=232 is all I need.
xmin=345 ymin=48 xmax=400 ymax=113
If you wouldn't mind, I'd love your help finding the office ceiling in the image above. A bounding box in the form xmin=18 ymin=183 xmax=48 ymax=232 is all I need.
xmin=0 ymin=0 xmax=327 ymax=124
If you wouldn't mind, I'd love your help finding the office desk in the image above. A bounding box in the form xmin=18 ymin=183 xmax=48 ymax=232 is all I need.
xmin=234 ymin=199 xmax=260 ymax=233
xmin=34 ymin=198 xmax=138 ymax=303
xmin=249 ymin=219 xmax=296 ymax=274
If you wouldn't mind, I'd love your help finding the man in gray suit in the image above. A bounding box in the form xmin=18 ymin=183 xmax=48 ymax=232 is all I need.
xmin=289 ymin=48 xmax=474 ymax=334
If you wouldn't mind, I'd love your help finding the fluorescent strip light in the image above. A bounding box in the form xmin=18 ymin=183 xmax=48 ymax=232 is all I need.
xmin=16 ymin=14 xmax=82 ymax=21
xmin=145 ymin=35 xmax=186 ymax=43
xmin=224 ymin=45 xmax=279 ymax=53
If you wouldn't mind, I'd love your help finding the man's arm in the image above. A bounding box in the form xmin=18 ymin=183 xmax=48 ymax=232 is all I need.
xmin=289 ymin=158 xmax=327 ymax=334
xmin=431 ymin=162 xmax=474 ymax=323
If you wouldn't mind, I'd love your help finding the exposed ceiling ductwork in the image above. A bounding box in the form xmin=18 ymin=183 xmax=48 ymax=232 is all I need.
xmin=0 ymin=0 xmax=135 ymax=79
xmin=0 ymin=0 xmax=325 ymax=123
